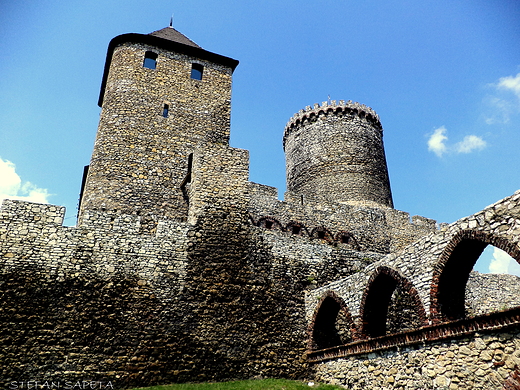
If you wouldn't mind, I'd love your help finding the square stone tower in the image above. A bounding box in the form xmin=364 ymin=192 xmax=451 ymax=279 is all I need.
xmin=78 ymin=27 xmax=239 ymax=223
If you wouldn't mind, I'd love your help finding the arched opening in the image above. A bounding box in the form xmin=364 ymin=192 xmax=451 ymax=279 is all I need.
xmin=361 ymin=267 xmax=426 ymax=338
xmin=257 ymin=216 xmax=283 ymax=231
xmin=311 ymin=293 xmax=353 ymax=350
xmin=286 ymin=221 xmax=307 ymax=236
xmin=432 ymin=231 xmax=520 ymax=322
xmin=335 ymin=231 xmax=360 ymax=250
xmin=311 ymin=227 xmax=333 ymax=242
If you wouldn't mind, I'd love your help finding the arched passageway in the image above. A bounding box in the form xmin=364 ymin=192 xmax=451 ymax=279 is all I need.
xmin=431 ymin=230 xmax=520 ymax=322
xmin=310 ymin=292 xmax=354 ymax=350
xmin=360 ymin=267 xmax=427 ymax=338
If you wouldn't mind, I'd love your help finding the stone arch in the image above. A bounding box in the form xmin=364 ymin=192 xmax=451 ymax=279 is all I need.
xmin=430 ymin=230 xmax=520 ymax=322
xmin=335 ymin=231 xmax=360 ymax=250
xmin=257 ymin=216 xmax=284 ymax=231
xmin=310 ymin=226 xmax=333 ymax=242
xmin=308 ymin=291 xmax=355 ymax=351
xmin=286 ymin=221 xmax=309 ymax=237
xmin=359 ymin=266 xmax=427 ymax=338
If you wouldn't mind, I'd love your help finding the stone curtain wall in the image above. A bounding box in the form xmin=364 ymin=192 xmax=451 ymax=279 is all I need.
xmin=248 ymin=182 xmax=438 ymax=255
xmin=0 ymin=145 xmax=319 ymax=386
xmin=0 ymin=200 xmax=189 ymax=385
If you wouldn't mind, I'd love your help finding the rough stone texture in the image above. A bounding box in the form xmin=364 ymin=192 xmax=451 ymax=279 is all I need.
xmin=466 ymin=272 xmax=520 ymax=316
xmin=2 ymin=25 xmax=520 ymax=390
xmin=79 ymin=36 xmax=234 ymax=223
xmin=284 ymin=101 xmax=393 ymax=208
xmin=312 ymin=330 xmax=520 ymax=390
xmin=306 ymin=191 xmax=520 ymax=389
xmin=248 ymin=181 xmax=438 ymax=254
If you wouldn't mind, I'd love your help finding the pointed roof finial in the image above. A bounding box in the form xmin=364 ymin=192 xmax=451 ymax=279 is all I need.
xmin=169 ymin=14 xmax=173 ymax=28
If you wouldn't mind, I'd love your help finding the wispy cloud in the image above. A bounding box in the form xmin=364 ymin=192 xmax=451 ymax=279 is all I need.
xmin=0 ymin=157 xmax=50 ymax=204
xmin=427 ymin=127 xmax=486 ymax=157
xmin=489 ymin=247 xmax=511 ymax=274
xmin=484 ymin=72 xmax=520 ymax=124
xmin=497 ymin=73 xmax=520 ymax=98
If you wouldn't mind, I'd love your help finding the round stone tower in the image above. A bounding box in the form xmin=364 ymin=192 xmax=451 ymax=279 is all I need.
xmin=283 ymin=100 xmax=394 ymax=208
xmin=78 ymin=26 xmax=239 ymax=222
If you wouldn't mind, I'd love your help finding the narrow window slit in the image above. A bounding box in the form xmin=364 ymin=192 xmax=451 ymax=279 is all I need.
xmin=162 ymin=104 xmax=169 ymax=118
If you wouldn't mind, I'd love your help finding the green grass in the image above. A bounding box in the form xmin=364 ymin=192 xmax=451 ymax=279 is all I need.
xmin=133 ymin=379 xmax=343 ymax=390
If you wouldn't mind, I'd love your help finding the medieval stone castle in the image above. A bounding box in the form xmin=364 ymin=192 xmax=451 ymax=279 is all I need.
xmin=2 ymin=26 xmax=520 ymax=389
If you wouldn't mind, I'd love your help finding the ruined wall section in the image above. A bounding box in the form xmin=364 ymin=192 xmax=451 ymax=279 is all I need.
xmin=80 ymin=41 xmax=234 ymax=223
xmin=248 ymin=181 xmax=438 ymax=255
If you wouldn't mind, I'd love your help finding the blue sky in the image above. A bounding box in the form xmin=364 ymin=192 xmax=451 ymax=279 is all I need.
xmin=1 ymin=1 xmax=520 ymax=273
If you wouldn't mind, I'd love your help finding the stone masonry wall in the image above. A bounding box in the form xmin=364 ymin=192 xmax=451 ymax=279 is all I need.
xmin=312 ymin=327 xmax=520 ymax=389
xmin=306 ymin=190 xmax=520 ymax=324
xmin=80 ymin=41 xmax=234 ymax=223
xmin=2 ymin=144 xmax=347 ymax=386
xmin=248 ymin=182 xmax=438 ymax=255
xmin=283 ymin=101 xmax=393 ymax=208
xmin=305 ymin=190 xmax=520 ymax=389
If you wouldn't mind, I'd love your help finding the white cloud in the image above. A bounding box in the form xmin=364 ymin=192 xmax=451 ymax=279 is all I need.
xmin=427 ymin=126 xmax=448 ymax=157
xmin=489 ymin=247 xmax=515 ymax=274
xmin=497 ymin=73 xmax=520 ymax=98
xmin=427 ymin=127 xmax=486 ymax=157
xmin=0 ymin=157 xmax=50 ymax=205
xmin=456 ymin=135 xmax=486 ymax=154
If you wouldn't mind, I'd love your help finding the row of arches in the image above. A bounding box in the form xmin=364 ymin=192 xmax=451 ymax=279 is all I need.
xmin=309 ymin=230 xmax=520 ymax=351
xmin=250 ymin=215 xmax=360 ymax=249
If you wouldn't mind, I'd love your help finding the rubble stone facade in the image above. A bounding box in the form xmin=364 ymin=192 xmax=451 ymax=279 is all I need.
xmin=1 ymin=25 xmax=519 ymax=389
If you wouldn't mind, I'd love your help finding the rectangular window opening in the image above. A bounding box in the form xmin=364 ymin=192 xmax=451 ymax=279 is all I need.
xmin=191 ymin=63 xmax=203 ymax=80
xmin=143 ymin=51 xmax=158 ymax=70
xmin=162 ymin=104 xmax=169 ymax=118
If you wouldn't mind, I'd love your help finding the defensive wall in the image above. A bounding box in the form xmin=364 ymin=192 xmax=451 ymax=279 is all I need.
xmin=0 ymin=140 xmax=392 ymax=386
xmin=306 ymin=190 xmax=520 ymax=389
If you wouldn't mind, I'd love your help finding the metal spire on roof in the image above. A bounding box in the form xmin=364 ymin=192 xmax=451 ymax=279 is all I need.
xmin=169 ymin=14 xmax=174 ymax=28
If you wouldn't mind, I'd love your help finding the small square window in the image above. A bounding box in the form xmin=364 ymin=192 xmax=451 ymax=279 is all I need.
xmin=191 ymin=63 xmax=203 ymax=80
xmin=143 ymin=51 xmax=158 ymax=70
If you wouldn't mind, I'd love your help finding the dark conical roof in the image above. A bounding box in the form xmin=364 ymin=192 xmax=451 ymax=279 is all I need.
xmin=148 ymin=27 xmax=201 ymax=49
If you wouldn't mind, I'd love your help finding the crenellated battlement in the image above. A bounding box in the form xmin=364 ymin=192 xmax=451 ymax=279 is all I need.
xmin=283 ymin=100 xmax=381 ymax=149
